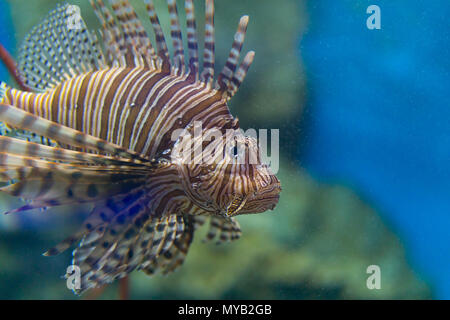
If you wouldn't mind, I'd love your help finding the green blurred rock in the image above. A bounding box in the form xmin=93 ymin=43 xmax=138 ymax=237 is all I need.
xmin=128 ymin=160 xmax=432 ymax=299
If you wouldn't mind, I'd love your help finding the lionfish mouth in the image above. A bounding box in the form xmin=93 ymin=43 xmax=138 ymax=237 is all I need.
xmin=235 ymin=184 xmax=281 ymax=215
xmin=225 ymin=194 xmax=248 ymax=217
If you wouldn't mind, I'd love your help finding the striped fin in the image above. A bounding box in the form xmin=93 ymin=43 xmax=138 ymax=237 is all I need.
xmin=140 ymin=214 xmax=178 ymax=263
xmin=93 ymin=0 xmax=130 ymax=67
xmin=112 ymin=0 xmax=158 ymax=67
xmin=0 ymin=84 xmax=56 ymax=145
xmin=167 ymin=0 xmax=185 ymax=73
xmin=0 ymin=102 xmax=156 ymax=216
xmin=159 ymin=231 xmax=193 ymax=274
xmin=0 ymin=153 xmax=149 ymax=177
xmin=0 ymin=159 xmax=147 ymax=214
xmin=200 ymin=0 xmax=215 ymax=84
xmin=111 ymin=214 xmax=182 ymax=278
xmin=18 ymin=3 xmax=107 ymax=92
xmin=126 ymin=216 xmax=179 ymax=272
xmin=44 ymin=186 xmax=147 ymax=258
xmin=217 ymin=16 xmax=254 ymax=100
xmin=61 ymin=191 xmax=189 ymax=293
xmin=71 ymin=194 xmax=153 ymax=291
xmin=109 ymin=0 xmax=142 ymax=67
xmin=138 ymin=217 xmax=171 ymax=269
xmin=144 ymin=0 xmax=170 ymax=61
xmin=1 ymin=180 xmax=143 ymax=215
xmin=143 ymin=215 xmax=218 ymax=276
xmin=46 ymin=186 xmax=149 ymax=258
xmin=109 ymin=0 xmax=155 ymax=68
xmin=16 ymin=1 xmax=254 ymax=94
xmin=142 ymin=215 xmax=194 ymax=276
xmin=90 ymin=0 xmax=122 ymax=66
xmin=0 ymin=136 xmax=146 ymax=167
xmin=48 ymin=198 xmax=195 ymax=292
xmin=184 ymin=0 xmax=199 ymax=76
xmin=44 ymin=230 xmax=86 ymax=257
xmin=0 ymin=125 xmax=57 ymax=147
xmin=227 ymin=51 xmax=255 ymax=98
xmin=204 ymin=216 xmax=242 ymax=244
xmin=0 ymin=103 xmax=149 ymax=162
xmin=95 ymin=196 xmax=157 ymax=274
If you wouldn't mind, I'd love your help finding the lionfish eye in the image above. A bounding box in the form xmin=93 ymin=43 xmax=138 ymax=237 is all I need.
xmin=232 ymin=145 xmax=239 ymax=157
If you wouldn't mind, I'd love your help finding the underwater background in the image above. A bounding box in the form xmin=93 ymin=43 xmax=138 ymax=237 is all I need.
xmin=0 ymin=0 xmax=448 ymax=299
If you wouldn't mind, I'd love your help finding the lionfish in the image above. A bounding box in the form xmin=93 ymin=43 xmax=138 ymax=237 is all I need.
xmin=0 ymin=0 xmax=281 ymax=293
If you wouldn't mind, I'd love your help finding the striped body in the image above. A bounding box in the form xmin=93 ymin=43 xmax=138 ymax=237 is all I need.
xmin=4 ymin=68 xmax=232 ymax=156
xmin=0 ymin=0 xmax=281 ymax=293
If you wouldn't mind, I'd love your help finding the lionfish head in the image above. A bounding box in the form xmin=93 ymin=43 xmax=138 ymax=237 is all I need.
xmin=236 ymin=162 xmax=281 ymax=215
xmin=177 ymin=131 xmax=281 ymax=217
xmin=222 ymin=134 xmax=281 ymax=216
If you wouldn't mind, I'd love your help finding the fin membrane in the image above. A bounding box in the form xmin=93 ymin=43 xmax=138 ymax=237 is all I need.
xmin=18 ymin=3 xmax=107 ymax=92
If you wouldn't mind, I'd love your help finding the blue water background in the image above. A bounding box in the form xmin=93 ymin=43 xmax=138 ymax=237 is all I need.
xmin=0 ymin=1 xmax=12 ymax=81
xmin=300 ymin=0 xmax=450 ymax=298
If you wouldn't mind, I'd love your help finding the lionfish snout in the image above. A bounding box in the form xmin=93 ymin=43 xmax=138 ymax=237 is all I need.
xmin=220 ymin=134 xmax=281 ymax=216
xmin=222 ymin=162 xmax=281 ymax=216
xmin=239 ymin=170 xmax=281 ymax=214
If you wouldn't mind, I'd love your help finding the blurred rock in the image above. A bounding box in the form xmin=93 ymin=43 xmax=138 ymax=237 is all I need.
xmin=129 ymin=160 xmax=432 ymax=299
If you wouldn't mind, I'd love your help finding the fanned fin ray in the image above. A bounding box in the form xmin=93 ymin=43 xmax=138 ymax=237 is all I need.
xmin=204 ymin=216 xmax=242 ymax=244
xmin=17 ymin=4 xmax=106 ymax=92
xmin=184 ymin=0 xmax=199 ymax=76
xmin=167 ymin=0 xmax=185 ymax=73
xmin=227 ymin=51 xmax=255 ymax=98
xmin=200 ymin=0 xmax=215 ymax=84
xmin=0 ymin=103 xmax=148 ymax=162
xmin=142 ymin=214 xmax=195 ymax=276
xmin=16 ymin=0 xmax=255 ymax=96
xmin=57 ymin=191 xmax=191 ymax=293
xmin=144 ymin=0 xmax=170 ymax=61
xmin=0 ymin=136 xmax=145 ymax=166
xmin=0 ymin=102 xmax=155 ymax=214
xmin=217 ymin=16 xmax=254 ymax=100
